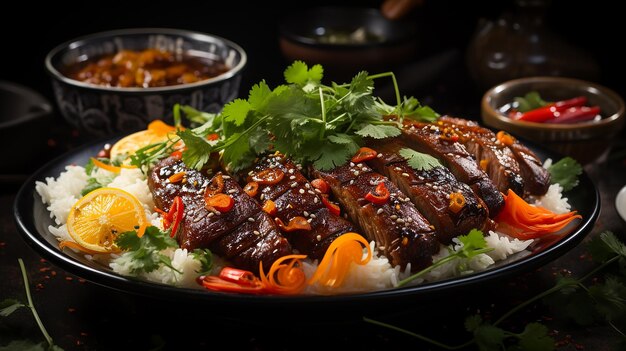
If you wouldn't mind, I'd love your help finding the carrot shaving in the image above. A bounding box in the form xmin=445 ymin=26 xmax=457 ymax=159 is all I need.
xmin=495 ymin=189 xmax=582 ymax=240
xmin=91 ymin=157 xmax=122 ymax=173
xmin=147 ymin=120 xmax=177 ymax=135
xmin=168 ymin=171 xmax=186 ymax=183
xmin=59 ymin=240 xmax=101 ymax=254
xmin=308 ymin=233 xmax=371 ymax=288
xmin=260 ymin=254 xmax=307 ymax=295
xmin=496 ymin=131 xmax=515 ymax=146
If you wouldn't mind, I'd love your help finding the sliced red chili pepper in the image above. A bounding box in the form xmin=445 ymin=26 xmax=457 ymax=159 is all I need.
xmin=170 ymin=150 xmax=183 ymax=160
xmin=311 ymin=178 xmax=329 ymax=194
xmin=251 ymin=169 xmax=285 ymax=185
xmin=555 ymin=96 xmax=587 ymax=109
xmin=243 ymin=181 xmax=259 ymax=197
xmin=205 ymin=193 xmax=234 ymax=213
xmin=351 ymin=147 xmax=378 ymax=163
xmin=160 ymin=196 xmax=184 ymax=238
xmin=207 ymin=133 xmax=219 ymax=141
xmin=321 ymin=195 xmax=341 ymax=216
xmin=365 ymin=182 xmax=390 ymax=205
xmin=200 ymin=275 xmax=264 ymax=294
xmin=204 ymin=174 xmax=224 ymax=197
xmin=275 ymin=216 xmax=312 ymax=232
xmin=219 ymin=267 xmax=259 ymax=286
xmin=547 ymin=106 xmax=601 ymax=124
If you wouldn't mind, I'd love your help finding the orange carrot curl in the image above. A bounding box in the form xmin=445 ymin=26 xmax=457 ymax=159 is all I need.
xmin=308 ymin=233 xmax=372 ymax=289
xmin=495 ymin=189 xmax=582 ymax=240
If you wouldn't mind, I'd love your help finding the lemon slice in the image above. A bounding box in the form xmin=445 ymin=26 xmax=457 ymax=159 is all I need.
xmin=110 ymin=120 xmax=178 ymax=165
xmin=67 ymin=188 xmax=148 ymax=253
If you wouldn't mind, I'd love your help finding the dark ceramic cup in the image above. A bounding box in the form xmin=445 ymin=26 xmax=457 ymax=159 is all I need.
xmin=45 ymin=28 xmax=246 ymax=137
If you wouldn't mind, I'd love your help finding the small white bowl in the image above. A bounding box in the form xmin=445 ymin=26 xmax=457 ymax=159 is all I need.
xmin=616 ymin=185 xmax=626 ymax=223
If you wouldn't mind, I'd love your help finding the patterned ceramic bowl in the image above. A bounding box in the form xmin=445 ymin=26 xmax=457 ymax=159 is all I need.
xmin=45 ymin=28 xmax=246 ymax=137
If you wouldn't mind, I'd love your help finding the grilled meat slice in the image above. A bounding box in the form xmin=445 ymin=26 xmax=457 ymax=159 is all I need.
xmin=148 ymin=157 xmax=291 ymax=272
xmin=399 ymin=120 xmax=504 ymax=217
xmin=246 ymin=154 xmax=354 ymax=258
xmin=438 ymin=116 xmax=550 ymax=196
xmin=313 ymin=162 xmax=439 ymax=271
xmin=438 ymin=116 xmax=524 ymax=195
xmin=367 ymin=141 xmax=489 ymax=243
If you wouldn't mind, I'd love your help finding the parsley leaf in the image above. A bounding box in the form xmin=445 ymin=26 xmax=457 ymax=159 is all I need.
xmin=398 ymin=148 xmax=442 ymax=171
xmin=515 ymin=91 xmax=548 ymax=113
xmin=114 ymin=226 xmax=180 ymax=274
xmin=548 ymin=157 xmax=582 ymax=191
xmin=600 ymin=231 xmax=626 ymax=258
xmin=284 ymin=61 xmax=323 ymax=86
xmin=0 ymin=298 xmax=25 ymax=317
xmin=589 ymin=277 xmax=626 ymax=321
xmin=473 ymin=324 xmax=505 ymax=351
xmin=355 ymin=124 xmax=401 ymax=139
xmin=457 ymin=229 xmax=492 ymax=259
xmin=192 ymin=249 xmax=213 ymax=275
xmin=177 ymin=129 xmax=213 ymax=171
xmin=248 ymin=80 xmax=272 ymax=110
xmin=517 ymin=323 xmax=555 ymax=351
xmin=222 ymin=98 xmax=251 ymax=126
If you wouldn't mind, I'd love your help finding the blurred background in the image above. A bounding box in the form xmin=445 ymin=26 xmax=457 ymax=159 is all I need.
xmin=1 ymin=0 xmax=623 ymax=176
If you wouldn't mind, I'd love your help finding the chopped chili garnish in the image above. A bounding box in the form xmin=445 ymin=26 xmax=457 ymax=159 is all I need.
xmin=311 ymin=178 xmax=330 ymax=194
xmin=170 ymin=150 xmax=183 ymax=160
xmin=205 ymin=193 xmax=234 ymax=213
xmin=200 ymin=273 xmax=265 ymax=294
xmin=351 ymin=147 xmax=378 ymax=163
xmin=207 ymin=133 xmax=219 ymax=141
xmin=168 ymin=171 xmax=186 ymax=183
xmin=159 ymin=196 xmax=184 ymax=238
xmin=448 ymin=192 xmax=466 ymax=213
xmin=496 ymin=131 xmax=515 ymax=146
xmin=275 ymin=216 xmax=312 ymax=232
xmin=262 ymin=200 xmax=277 ymax=215
xmin=251 ymin=169 xmax=285 ymax=185
xmin=321 ymin=195 xmax=341 ymax=216
xmin=365 ymin=182 xmax=390 ymax=205
xmin=479 ymin=159 xmax=489 ymax=171
xmin=204 ymin=174 xmax=224 ymax=197
xmin=243 ymin=181 xmax=259 ymax=197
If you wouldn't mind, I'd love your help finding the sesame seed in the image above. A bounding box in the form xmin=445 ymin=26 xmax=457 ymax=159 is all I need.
xmin=307 ymin=218 xmax=313 ymax=223
xmin=308 ymin=190 xmax=315 ymax=195
xmin=248 ymin=171 xmax=254 ymax=176
xmin=350 ymin=162 xmax=355 ymax=167
xmin=227 ymin=189 xmax=237 ymax=194
xmin=314 ymin=197 xmax=319 ymax=203
xmin=222 ymin=175 xmax=231 ymax=179
xmin=314 ymin=189 xmax=321 ymax=193
xmin=394 ymin=167 xmax=402 ymax=171
xmin=289 ymin=175 xmax=296 ymax=180
xmin=304 ymin=211 xmax=310 ymax=217
xmin=396 ymin=218 xmax=405 ymax=224
xmin=260 ymin=194 xmax=265 ymax=200
xmin=376 ymin=153 xmax=383 ymax=158
xmin=316 ymin=235 xmax=322 ymax=242
xmin=376 ymin=208 xmax=384 ymax=215
xmin=287 ymin=204 xmax=293 ymax=209
xmin=305 ymin=183 xmax=311 ymax=189
xmin=429 ymin=225 xmax=435 ymax=230
xmin=390 ymin=215 xmax=398 ymax=220
xmin=350 ymin=180 xmax=354 ymax=185
xmin=248 ymin=217 xmax=255 ymax=222
xmin=299 ymin=189 xmax=305 ymax=194
xmin=353 ymin=170 xmax=360 ymax=176
xmin=291 ymin=182 xmax=298 ymax=188
xmin=310 ymin=214 xmax=316 ymax=219
xmin=207 ymin=212 xmax=215 ymax=218
xmin=406 ymin=217 xmax=413 ymax=222
xmin=288 ymin=169 xmax=295 ymax=174
xmin=253 ymin=230 xmax=260 ymax=235
xmin=402 ymin=172 xmax=409 ymax=178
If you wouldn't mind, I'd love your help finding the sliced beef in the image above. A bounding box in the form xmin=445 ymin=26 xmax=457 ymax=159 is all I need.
xmin=313 ymin=162 xmax=439 ymax=271
xmin=438 ymin=116 xmax=524 ymax=195
xmin=148 ymin=156 xmax=291 ymax=272
xmin=366 ymin=140 xmax=489 ymax=243
xmin=245 ymin=154 xmax=354 ymax=258
xmin=399 ymin=120 xmax=504 ymax=217
xmin=438 ymin=116 xmax=550 ymax=196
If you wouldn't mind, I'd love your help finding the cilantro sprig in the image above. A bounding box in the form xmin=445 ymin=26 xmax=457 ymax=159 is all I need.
xmin=548 ymin=157 xmax=582 ymax=191
xmin=114 ymin=226 xmax=181 ymax=275
xmin=366 ymin=230 xmax=626 ymax=350
xmin=132 ymin=61 xmax=437 ymax=173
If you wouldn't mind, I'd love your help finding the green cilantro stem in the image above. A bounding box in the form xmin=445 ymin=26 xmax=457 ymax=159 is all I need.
xmin=18 ymin=258 xmax=54 ymax=348
xmin=213 ymin=115 xmax=272 ymax=152
xmin=364 ymin=317 xmax=473 ymax=350
xmin=397 ymin=247 xmax=493 ymax=288
xmin=493 ymin=255 xmax=620 ymax=326
xmin=319 ymin=87 xmax=326 ymax=140
xmin=368 ymin=72 xmax=401 ymax=114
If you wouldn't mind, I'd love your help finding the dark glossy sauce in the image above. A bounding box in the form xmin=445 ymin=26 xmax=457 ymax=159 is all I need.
xmin=65 ymin=49 xmax=229 ymax=88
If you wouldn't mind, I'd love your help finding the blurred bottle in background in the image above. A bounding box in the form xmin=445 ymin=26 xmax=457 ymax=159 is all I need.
xmin=466 ymin=0 xmax=600 ymax=91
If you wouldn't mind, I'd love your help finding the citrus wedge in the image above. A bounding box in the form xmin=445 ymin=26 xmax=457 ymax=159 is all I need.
xmin=110 ymin=120 xmax=178 ymax=165
xmin=67 ymin=187 xmax=148 ymax=253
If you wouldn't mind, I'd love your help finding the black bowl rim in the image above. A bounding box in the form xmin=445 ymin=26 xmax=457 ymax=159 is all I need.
xmin=279 ymin=6 xmax=416 ymax=50
xmin=44 ymin=28 xmax=247 ymax=93
xmin=13 ymin=135 xmax=600 ymax=306
xmin=0 ymin=80 xmax=53 ymax=129
xmin=482 ymin=76 xmax=625 ymax=130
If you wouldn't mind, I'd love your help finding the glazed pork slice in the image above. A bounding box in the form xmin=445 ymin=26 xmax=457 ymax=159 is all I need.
xmin=437 ymin=116 xmax=524 ymax=195
xmin=245 ymin=154 xmax=354 ymax=258
xmin=438 ymin=116 xmax=550 ymax=196
xmin=148 ymin=156 xmax=291 ymax=272
xmin=313 ymin=162 xmax=439 ymax=271
xmin=398 ymin=120 xmax=504 ymax=217
xmin=366 ymin=140 xmax=489 ymax=243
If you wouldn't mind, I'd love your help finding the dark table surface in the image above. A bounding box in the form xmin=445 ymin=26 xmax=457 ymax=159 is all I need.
xmin=2 ymin=2 xmax=626 ymax=350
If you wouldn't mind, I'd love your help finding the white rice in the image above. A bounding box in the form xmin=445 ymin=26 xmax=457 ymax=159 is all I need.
xmin=35 ymin=159 xmax=568 ymax=293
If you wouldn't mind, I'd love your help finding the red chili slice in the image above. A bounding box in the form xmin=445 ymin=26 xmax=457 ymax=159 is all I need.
xmin=243 ymin=181 xmax=259 ymax=197
xmin=351 ymin=147 xmax=378 ymax=163
xmin=205 ymin=193 xmax=234 ymax=213
xmin=365 ymin=182 xmax=390 ymax=205
xmin=311 ymin=178 xmax=329 ymax=194
xmin=170 ymin=150 xmax=183 ymax=160
xmin=160 ymin=196 xmax=184 ymax=238
xmin=204 ymin=174 xmax=224 ymax=197
xmin=321 ymin=195 xmax=341 ymax=216
xmin=275 ymin=216 xmax=312 ymax=232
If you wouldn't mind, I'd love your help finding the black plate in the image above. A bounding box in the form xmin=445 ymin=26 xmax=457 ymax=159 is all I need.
xmin=13 ymin=137 xmax=600 ymax=313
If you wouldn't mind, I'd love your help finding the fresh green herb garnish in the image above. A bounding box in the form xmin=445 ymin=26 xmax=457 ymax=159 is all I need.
xmin=366 ymin=230 xmax=626 ymax=350
xmin=192 ymin=248 xmax=214 ymax=275
xmin=132 ymin=61 xmax=437 ymax=172
xmin=80 ymin=158 xmax=115 ymax=196
xmin=548 ymin=157 xmax=582 ymax=191
xmin=0 ymin=259 xmax=62 ymax=350
xmin=398 ymin=148 xmax=443 ymax=172
xmin=515 ymin=91 xmax=548 ymax=113
xmin=397 ymin=229 xmax=493 ymax=287
xmin=114 ymin=226 xmax=181 ymax=275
